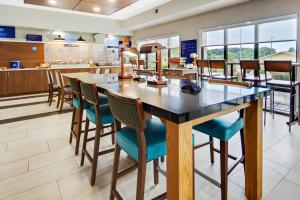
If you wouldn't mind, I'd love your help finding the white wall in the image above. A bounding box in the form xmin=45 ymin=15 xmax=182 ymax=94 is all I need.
xmin=132 ymin=0 xmax=300 ymax=61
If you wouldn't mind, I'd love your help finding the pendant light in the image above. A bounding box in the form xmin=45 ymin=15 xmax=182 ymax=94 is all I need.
xmin=77 ymin=35 xmax=86 ymax=42
xmin=54 ymin=35 xmax=65 ymax=41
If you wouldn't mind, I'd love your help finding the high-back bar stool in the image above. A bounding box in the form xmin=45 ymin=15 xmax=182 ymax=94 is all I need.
xmin=209 ymin=60 xmax=238 ymax=81
xmin=196 ymin=59 xmax=211 ymax=81
xmin=68 ymin=77 xmax=90 ymax=155
xmin=46 ymin=69 xmax=59 ymax=106
xmin=80 ymin=82 xmax=116 ymax=185
xmin=193 ymin=79 xmax=249 ymax=200
xmin=264 ymin=60 xmax=300 ymax=132
xmin=55 ymin=70 xmax=72 ymax=111
xmin=240 ymin=60 xmax=263 ymax=85
xmin=106 ymin=90 xmax=166 ymax=200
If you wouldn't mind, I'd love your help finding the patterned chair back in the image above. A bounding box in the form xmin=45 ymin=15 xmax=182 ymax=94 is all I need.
xmin=105 ymin=90 xmax=145 ymax=130
xmin=80 ymin=82 xmax=99 ymax=106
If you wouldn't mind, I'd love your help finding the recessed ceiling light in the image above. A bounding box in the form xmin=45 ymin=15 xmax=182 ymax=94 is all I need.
xmin=48 ymin=0 xmax=57 ymax=5
xmin=93 ymin=7 xmax=101 ymax=12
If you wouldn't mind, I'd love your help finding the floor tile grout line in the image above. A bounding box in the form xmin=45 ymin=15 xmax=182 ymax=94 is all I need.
xmin=0 ymin=148 xmax=49 ymax=167
xmin=56 ymin=180 xmax=63 ymax=200
xmin=28 ymin=157 xmax=76 ymax=173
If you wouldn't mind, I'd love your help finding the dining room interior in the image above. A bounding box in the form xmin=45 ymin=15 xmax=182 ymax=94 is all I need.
xmin=0 ymin=0 xmax=300 ymax=200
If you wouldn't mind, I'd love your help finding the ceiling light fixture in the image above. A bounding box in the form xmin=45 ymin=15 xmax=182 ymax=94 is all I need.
xmin=48 ymin=0 xmax=57 ymax=5
xmin=93 ymin=7 xmax=101 ymax=12
xmin=54 ymin=35 xmax=65 ymax=41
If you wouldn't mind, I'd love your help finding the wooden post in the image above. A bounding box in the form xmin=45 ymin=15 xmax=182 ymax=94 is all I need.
xmin=121 ymin=48 xmax=125 ymax=78
xmin=157 ymin=49 xmax=162 ymax=81
xmin=166 ymin=120 xmax=194 ymax=200
xmin=244 ymin=99 xmax=263 ymax=200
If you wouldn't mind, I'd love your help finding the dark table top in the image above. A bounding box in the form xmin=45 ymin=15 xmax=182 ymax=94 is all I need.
xmin=64 ymin=73 xmax=270 ymax=124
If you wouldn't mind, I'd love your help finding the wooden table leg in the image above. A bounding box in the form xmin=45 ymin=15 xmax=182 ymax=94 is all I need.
xmin=166 ymin=120 xmax=194 ymax=200
xmin=244 ymin=99 xmax=263 ymax=200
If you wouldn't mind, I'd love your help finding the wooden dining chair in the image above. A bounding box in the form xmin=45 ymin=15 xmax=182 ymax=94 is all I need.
xmin=80 ymin=82 xmax=115 ymax=185
xmin=193 ymin=79 xmax=248 ymax=200
xmin=46 ymin=69 xmax=59 ymax=106
xmin=209 ymin=60 xmax=238 ymax=81
xmin=106 ymin=90 xmax=166 ymax=200
xmin=55 ymin=70 xmax=72 ymax=111
xmin=264 ymin=60 xmax=300 ymax=132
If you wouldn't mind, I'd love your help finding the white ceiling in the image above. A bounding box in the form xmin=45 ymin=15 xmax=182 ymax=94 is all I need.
xmin=0 ymin=0 xmax=250 ymax=35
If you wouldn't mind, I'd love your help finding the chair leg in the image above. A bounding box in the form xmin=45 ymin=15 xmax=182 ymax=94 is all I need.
xmin=289 ymin=91 xmax=293 ymax=132
xmin=69 ymin=107 xmax=76 ymax=144
xmin=209 ymin=136 xmax=215 ymax=164
xmin=56 ymin=90 xmax=61 ymax=108
xmin=220 ymin=141 xmax=228 ymax=200
xmin=264 ymin=96 xmax=267 ymax=126
xmin=75 ymin=108 xmax=83 ymax=155
xmin=81 ymin=118 xmax=89 ymax=166
xmin=49 ymin=90 xmax=54 ymax=106
xmin=111 ymin=123 xmax=115 ymax=145
xmin=240 ymin=129 xmax=245 ymax=171
xmin=272 ymin=90 xmax=275 ymax=120
xmin=136 ymin=159 xmax=147 ymax=200
xmin=110 ymin=145 xmax=121 ymax=200
xmin=90 ymin=125 xmax=101 ymax=185
xmin=47 ymin=89 xmax=51 ymax=103
xmin=60 ymin=92 xmax=65 ymax=111
xmin=153 ymin=158 xmax=159 ymax=185
xmin=160 ymin=156 xmax=165 ymax=163
xmin=298 ymin=85 xmax=300 ymax=125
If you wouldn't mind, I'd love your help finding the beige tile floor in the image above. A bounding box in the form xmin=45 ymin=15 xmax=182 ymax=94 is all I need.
xmin=0 ymin=95 xmax=300 ymax=200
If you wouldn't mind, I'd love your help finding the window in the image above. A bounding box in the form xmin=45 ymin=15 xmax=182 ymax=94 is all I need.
xmin=201 ymin=16 xmax=298 ymax=113
xmin=258 ymin=19 xmax=297 ymax=62
xmin=201 ymin=17 xmax=297 ymax=63
xmin=137 ymin=35 xmax=180 ymax=69
xmin=227 ymin=26 xmax=255 ymax=62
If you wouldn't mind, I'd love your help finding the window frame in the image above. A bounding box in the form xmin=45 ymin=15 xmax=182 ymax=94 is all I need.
xmin=200 ymin=15 xmax=298 ymax=62
xmin=136 ymin=34 xmax=180 ymax=69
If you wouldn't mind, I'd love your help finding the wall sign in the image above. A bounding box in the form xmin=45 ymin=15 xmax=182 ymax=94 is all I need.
xmin=181 ymin=39 xmax=197 ymax=64
xmin=26 ymin=34 xmax=43 ymax=42
xmin=0 ymin=26 xmax=15 ymax=39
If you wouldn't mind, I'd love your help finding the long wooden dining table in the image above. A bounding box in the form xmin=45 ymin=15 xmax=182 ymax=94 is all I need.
xmin=63 ymin=73 xmax=270 ymax=200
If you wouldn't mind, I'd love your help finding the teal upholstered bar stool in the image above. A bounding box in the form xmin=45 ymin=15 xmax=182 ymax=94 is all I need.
xmin=69 ymin=77 xmax=89 ymax=155
xmin=69 ymin=77 xmax=110 ymax=155
xmin=80 ymin=82 xmax=115 ymax=185
xmin=193 ymin=80 xmax=248 ymax=200
xmin=106 ymin=90 xmax=166 ymax=200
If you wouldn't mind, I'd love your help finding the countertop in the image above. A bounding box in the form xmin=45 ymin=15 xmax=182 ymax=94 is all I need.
xmin=0 ymin=65 xmax=133 ymax=72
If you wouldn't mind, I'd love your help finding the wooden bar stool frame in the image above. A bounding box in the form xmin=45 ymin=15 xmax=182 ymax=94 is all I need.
xmin=46 ymin=70 xmax=58 ymax=106
xmin=55 ymin=70 xmax=72 ymax=111
xmin=193 ymin=79 xmax=250 ymax=200
xmin=107 ymin=91 xmax=165 ymax=200
xmin=68 ymin=77 xmax=97 ymax=155
xmin=264 ymin=60 xmax=300 ymax=132
xmin=80 ymin=82 xmax=115 ymax=185
xmin=196 ymin=59 xmax=211 ymax=81
xmin=209 ymin=60 xmax=238 ymax=81
xmin=240 ymin=60 xmax=262 ymax=85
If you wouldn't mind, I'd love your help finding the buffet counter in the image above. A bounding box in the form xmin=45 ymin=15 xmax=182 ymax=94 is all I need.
xmin=0 ymin=66 xmax=133 ymax=97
